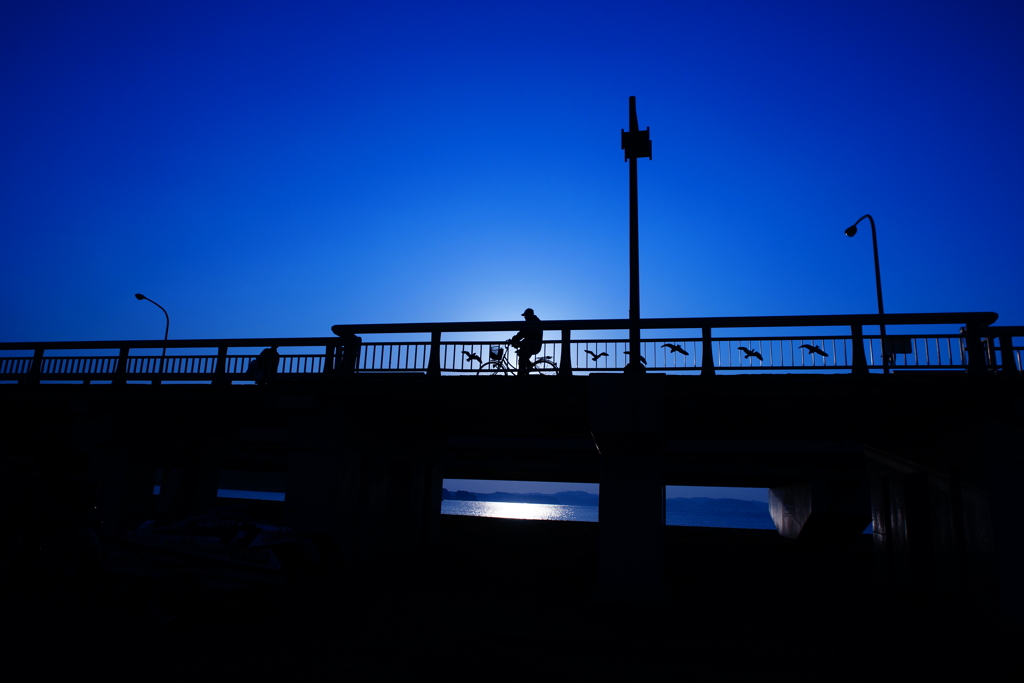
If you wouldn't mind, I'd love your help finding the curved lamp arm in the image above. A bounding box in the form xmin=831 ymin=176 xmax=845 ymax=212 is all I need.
xmin=843 ymin=215 xmax=888 ymax=372
xmin=135 ymin=293 xmax=170 ymax=344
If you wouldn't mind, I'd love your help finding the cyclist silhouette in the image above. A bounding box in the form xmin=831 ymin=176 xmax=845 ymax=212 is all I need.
xmin=510 ymin=308 xmax=542 ymax=376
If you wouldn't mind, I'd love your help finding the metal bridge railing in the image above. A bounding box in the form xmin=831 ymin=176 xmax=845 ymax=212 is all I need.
xmin=1 ymin=313 xmax=1018 ymax=384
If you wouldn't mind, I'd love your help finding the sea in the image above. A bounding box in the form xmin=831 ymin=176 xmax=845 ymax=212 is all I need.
xmin=441 ymin=500 xmax=777 ymax=529
xmin=153 ymin=488 xmax=866 ymax=532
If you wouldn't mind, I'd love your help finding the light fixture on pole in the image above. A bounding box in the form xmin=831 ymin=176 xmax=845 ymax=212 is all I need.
xmin=135 ymin=293 xmax=169 ymax=378
xmin=621 ymin=96 xmax=652 ymax=374
xmin=843 ymin=214 xmax=889 ymax=373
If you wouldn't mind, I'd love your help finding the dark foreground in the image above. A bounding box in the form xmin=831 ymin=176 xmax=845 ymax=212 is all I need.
xmin=5 ymin=515 xmax=1022 ymax=678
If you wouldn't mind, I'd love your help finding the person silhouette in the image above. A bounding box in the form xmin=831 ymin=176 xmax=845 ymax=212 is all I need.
xmin=256 ymin=346 xmax=280 ymax=385
xmin=510 ymin=308 xmax=542 ymax=376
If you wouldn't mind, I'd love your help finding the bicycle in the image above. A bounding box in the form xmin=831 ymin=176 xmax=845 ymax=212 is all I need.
xmin=476 ymin=341 xmax=558 ymax=376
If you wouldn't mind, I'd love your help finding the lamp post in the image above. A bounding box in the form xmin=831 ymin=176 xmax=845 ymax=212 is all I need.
xmin=621 ymin=96 xmax=652 ymax=373
xmin=843 ymin=214 xmax=889 ymax=373
xmin=135 ymin=293 xmax=169 ymax=379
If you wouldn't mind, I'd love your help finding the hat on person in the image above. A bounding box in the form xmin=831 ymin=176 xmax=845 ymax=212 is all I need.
xmin=522 ymin=308 xmax=534 ymax=316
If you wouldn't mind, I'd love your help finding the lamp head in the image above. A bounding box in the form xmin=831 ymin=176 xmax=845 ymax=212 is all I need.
xmin=134 ymin=293 xmax=146 ymax=300
xmin=844 ymin=226 xmax=858 ymax=237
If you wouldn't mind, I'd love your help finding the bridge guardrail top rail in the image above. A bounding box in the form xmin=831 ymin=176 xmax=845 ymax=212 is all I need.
xmin=0 ymin=312 xmax=1016 ymax=384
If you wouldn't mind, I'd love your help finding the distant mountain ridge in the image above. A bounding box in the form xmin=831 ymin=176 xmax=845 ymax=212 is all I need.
xmin=665 ymin=497 xmax=768 ymax=513
xmin=442 ymin=489 xmax=769 ymax=512
xmin=442 ymin=489 xmax=599 ymax=507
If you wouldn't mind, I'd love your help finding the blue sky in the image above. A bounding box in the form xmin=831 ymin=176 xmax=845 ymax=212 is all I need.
xmin=7 ymin=2 xmax=1021 ymax=502
xmin=3 ymin=1 xmax=1022 ymax=347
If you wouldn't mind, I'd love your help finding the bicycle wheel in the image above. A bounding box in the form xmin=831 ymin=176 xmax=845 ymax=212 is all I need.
xmin=477 ymin=361 xmax=511 ymax=376
xmin=531 ymin=359 xmax=558 ymax=376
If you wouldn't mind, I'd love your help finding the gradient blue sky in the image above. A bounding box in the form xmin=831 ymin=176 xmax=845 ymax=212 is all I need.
xmin=3 ymin=1 xmax=1022 ymax=345
xmin=7 ymin=2 xmax=1020 ymax=503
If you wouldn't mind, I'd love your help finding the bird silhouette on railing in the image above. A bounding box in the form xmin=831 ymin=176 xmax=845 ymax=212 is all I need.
xmin=662 ymin=343 xmax=689 ymax=355
xmin=584 ymin=350 xmax=609 ymax=362
xmin=462 ymin=350 xmax=482 ymax=364
xmin=737 ymin=346 xmax=763 ymax=361
xmin=623 ymin=351 xmax=646 ymax=365
xmin=799 ymin=344 xmax=829 ymax=357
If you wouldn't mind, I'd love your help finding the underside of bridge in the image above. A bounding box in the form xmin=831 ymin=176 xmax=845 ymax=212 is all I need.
xmin=2 ymin=371 xmax=1022 ymax=615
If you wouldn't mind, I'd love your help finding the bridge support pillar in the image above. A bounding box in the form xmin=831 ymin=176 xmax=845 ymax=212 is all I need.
xmin=590 ymin=374 xmax=666 ymax=604
xmin=768 ymin=480 xmax=871 ymax=543
xmin=287 ymin=444 xmax=363 ymax=560
xmin=287 ymin=417 xmax=443 ymax=563
xmin=87 ymin=447 xmax=157 ymax=541
xmin=867 ymin=433 xmax=1024 ymax=617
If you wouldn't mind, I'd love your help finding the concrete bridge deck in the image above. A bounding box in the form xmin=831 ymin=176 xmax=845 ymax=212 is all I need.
xmin=2 ymin=312 xmax=1022 ymax=617
xmin=3 ymin=366 xmax=1022 ymax=615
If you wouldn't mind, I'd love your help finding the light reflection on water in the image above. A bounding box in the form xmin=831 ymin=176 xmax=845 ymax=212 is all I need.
xmin=443 ymin=500 xmax=781 ymax=529
xmin=442 ymin=500 xmax=598 ymax=522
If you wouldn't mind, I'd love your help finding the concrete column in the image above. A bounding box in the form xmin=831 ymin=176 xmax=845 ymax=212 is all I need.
xmin=286 ymin=414 xmax=362 ymax=560
xmin=383 ymin=453 xmax=445 ymax=552
xmin=287 ymin=414 xmax=444 ymax=563
xmin=86 ymin=447 xmax=157 ymax=541
xmin=769 ymin=480 xmax=871 ymax=543
xmin=360 ymin=436 xmax=445 ymax=558
xmin=865 ymin=438 xmax=1024 ymax=617
xmin=590 ymin=373 xmax=666 ymax=604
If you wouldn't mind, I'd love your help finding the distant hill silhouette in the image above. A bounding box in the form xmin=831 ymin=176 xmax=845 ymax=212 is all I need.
xmin=665 ymin=497 xmax=769 ymax=513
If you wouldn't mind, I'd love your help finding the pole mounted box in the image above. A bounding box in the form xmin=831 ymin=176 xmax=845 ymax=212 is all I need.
xmin=621 ymin=128 xmax=652 ymax=161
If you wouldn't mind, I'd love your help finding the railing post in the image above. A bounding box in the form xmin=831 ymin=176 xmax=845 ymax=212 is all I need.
xmin=323 ymin=344 xmax=337 ymax=376
xmin=700 ymin=327 xmax=715 ymax=377
xmin=20 ymin=348 xmax=43 ymax=385
xmin=559 ymin=329 xmax=573 ymax=377
xmin=851 ymin=324 xmax=868 ymax=376
xmin=427 ymin=330 xmax=441 ymax=378
xmin=339 ymin=334 xmax=362 ymax=374
xmin=213 ymin=345 xmax=228 ymax=386
xmin=964 ymin=323 xmax=988 ymax=376
xmin=998 ymin=333 xmax=1019 ymax=376
xmin=113 ymin=346 xmax=129 ymax=385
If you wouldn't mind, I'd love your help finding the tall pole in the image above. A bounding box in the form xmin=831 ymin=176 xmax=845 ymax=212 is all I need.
xmin=135 ymin=293 xmax=170 ymax=379
xmin=621 ymin=96 xmax=652 ymax=373
xmin=844 ymin=214 xmax=888 ymax=373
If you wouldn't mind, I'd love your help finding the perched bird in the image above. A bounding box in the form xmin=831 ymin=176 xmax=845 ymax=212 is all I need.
xmin=799 ymin=344 xmax=829 ymax=357
xmin=623 ymin=351 xmax=647 ymax=365
xmin=662 ymin=343 xmax=689 ymax=355
xmin=584 ymin=350 xmax=609 ymax=361
xmin=737 ymin=346 xmax=763 ymax=361
xmin=462 ymin=350 xmax=482 ymax=364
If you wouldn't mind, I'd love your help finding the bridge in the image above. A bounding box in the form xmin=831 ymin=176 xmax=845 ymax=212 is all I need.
xmin=2 ymin=311 xmax=1022 ymax=613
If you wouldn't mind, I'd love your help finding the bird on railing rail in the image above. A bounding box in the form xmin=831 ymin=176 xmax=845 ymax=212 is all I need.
xmin=462 ymin=350 xmax=482 ymax=364
xmin=584 ymin=350 xmax=609 ymax=362
xmin=737 ymin=346 xmax=763 ymax=361
xmin=799 ymin=344 xmax=829 ymax=357
xmin=662 ymin=343 xmax=689 ymax=355
xmin=623 ymin=351 xmax=646 ymax=365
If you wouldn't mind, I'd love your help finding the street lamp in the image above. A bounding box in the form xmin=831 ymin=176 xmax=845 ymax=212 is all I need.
xmin=135 ymin=293 xmax=169 ymax=379
xmin=843 ymin=214 xmax=889 ymax=373
xmin=621 ymin=95 xmax=653 ymax=374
